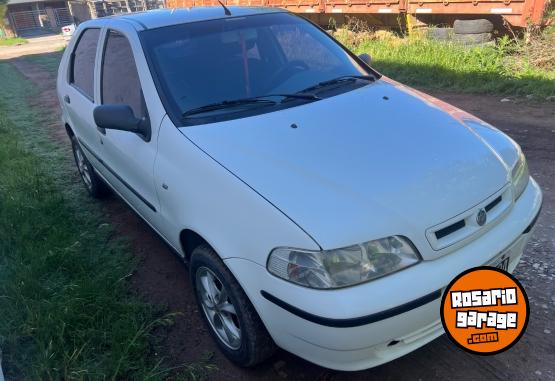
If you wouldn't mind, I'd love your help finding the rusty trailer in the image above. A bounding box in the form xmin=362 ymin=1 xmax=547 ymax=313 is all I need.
xmin=163 ymin=0 xmax=550 ymax=27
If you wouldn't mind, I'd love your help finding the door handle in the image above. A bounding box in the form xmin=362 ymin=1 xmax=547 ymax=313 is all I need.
xmin=64 ymin=95 xmax=71 ymax=104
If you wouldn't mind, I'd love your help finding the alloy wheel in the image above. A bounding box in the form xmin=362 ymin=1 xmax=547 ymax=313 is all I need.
xmin=74 ymin=145 xmax=92 ymax=190
xmin=196 ymin=266 xmax=242 ymax=350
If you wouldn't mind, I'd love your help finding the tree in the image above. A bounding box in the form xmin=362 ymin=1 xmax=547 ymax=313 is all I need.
xmin=0 ymin=0 xmax=8 ymax=38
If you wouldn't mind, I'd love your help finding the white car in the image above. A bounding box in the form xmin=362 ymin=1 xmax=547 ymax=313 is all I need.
xmin=56 ymin=7 xmax=542 ymax=371
xmin=61 ymin=23 xmax=75 ymax=40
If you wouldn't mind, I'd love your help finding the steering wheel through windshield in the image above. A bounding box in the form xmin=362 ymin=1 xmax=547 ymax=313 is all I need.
xmin=264 ymin=60 xmax=309 ymax=91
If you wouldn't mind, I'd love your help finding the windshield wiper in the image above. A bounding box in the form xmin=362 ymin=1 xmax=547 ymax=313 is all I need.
xmin=297 ymin=75 xmax=375 ymax=95
xmin=182 ymin=94 xmax=320 ymax=118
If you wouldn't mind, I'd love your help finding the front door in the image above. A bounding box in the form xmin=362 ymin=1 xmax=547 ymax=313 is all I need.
xmin=96 ymin=29 xmax=160 ymax=223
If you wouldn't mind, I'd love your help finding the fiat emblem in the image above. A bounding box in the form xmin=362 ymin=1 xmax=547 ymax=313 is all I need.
xmin=476 ymin=209 xmax=487 ymax=226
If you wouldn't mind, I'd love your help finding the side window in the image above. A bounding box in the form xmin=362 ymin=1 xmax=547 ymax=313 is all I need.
xmin=70 ymin=28 xmax=100 ymax=99
xmin=101 ymin=30 xmax=145 ymax=119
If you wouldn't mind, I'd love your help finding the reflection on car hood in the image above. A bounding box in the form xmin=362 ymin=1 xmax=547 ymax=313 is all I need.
xmin=181 ymin=80 xmax=509 ymax=258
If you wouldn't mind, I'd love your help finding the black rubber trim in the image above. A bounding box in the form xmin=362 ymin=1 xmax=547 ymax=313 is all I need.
xmin=485 ymin=195 xmax=502 ymax=212
xmin=260 ymin=289 xmax=442 ymax=328
xmin=523 ymin=204 xmax=542 ymax=234
xmin=435 ymin=219 xmax=465 ymax=240
xmin=78 ymin=138 xmax=157 ymax=212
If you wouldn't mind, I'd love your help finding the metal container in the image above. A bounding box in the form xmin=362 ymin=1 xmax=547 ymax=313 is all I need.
xmin=163 ymin=0 xmax=550 ymax=27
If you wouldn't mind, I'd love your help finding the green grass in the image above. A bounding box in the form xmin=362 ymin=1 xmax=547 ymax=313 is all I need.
xmin=338 ymin=33 xmax=555 ymax=98
xmin=0 ymin=37 xmax=27 ymax=46
xmin=0 ymin=61 xmax=212 ymax=379
xmin=23 ymin=51 xmax=63 ymax=75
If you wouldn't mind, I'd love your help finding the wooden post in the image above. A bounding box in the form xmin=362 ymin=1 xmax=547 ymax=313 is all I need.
xmin=45 ymin=7 xmax=57 ymax=28
xmin=35 ymin=2 xmax=44 ymax=27
xmin=405 ymin=11 xmax=413 ymax=36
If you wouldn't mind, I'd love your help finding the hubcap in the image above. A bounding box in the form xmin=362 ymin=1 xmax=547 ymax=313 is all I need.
xmin=196 ymin=267 xmax=241 ymax=350
xmin=75 ymin=145 xmax=92 ymax=189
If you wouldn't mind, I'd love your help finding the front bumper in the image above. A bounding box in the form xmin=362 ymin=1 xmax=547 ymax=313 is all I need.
xmin=225 ymin=178 xmax=542 ymax=371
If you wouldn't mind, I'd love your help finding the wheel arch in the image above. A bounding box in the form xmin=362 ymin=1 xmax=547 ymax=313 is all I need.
xmin=179 ymin=228 xmax=211 ymax=262
xmin=65 ymin=123 xmax=74 ymax=137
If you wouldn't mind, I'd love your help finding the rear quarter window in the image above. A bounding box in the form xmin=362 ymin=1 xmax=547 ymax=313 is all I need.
xmin=70 ymin=28 xmax=100 ymax=100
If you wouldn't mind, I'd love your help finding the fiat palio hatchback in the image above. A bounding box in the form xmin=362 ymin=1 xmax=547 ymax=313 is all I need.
xmin=57 ymin=7 xmax=542 ymax=370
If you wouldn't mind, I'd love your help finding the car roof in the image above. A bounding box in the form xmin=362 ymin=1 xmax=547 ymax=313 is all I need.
xmin=86 ymin=6 xmax=287 ymax=31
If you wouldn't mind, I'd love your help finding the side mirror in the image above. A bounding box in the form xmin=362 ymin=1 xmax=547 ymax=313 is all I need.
xmin=93 ymin=104 xmax=151 ymax=141
xmin=358 ymin=53 xmax=372 ymax=66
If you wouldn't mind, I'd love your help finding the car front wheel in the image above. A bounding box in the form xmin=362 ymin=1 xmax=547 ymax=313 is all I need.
xmin=190 ymin=244 xmax=276 ymax=367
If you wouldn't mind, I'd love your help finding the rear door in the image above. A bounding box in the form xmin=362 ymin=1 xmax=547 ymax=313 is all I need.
xmin=96 ymin=28 xmax=161 ymax=224
xmin=62 ymin=27 xmax=104 ymax=167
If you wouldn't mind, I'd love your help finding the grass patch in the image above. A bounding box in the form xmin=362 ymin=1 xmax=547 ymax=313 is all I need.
xmin=0 ymin=37 xmax=27 ymax=46
xmin=22 ymin=51 xmax=63 ymax=75
xmin=0 ymin=62 xmax=212 ymax=379
xmin=334 ymin=23 xmax=555 ymax=98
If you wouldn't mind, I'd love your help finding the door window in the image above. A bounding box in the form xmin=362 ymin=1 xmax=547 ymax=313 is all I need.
xmin=70 ymin=28 xmax=100 ymax=99
xmin=101 ymin=30 xmax=146 ymax=119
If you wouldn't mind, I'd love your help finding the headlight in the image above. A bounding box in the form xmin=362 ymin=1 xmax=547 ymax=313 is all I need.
xmin=511 ymin=151 xmax=529 ymax=200
xmin=267 ymin=236 xmax=421 ymax=289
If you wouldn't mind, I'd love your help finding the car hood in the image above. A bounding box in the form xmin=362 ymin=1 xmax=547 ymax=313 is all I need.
xmin=181 ymin=80 xmax=510 ymax=258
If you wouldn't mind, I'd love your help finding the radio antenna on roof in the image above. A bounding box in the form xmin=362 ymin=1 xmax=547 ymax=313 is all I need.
xmin=218 ymin=0 xmax=232 ymax=16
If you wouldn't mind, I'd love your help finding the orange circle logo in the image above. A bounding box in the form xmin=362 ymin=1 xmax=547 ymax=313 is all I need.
xmin=441 ymin=267 xmax=529 ymax=355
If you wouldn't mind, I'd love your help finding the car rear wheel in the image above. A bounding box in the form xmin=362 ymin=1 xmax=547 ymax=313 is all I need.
xmin=190 ymin=244 xmax=276 ymax=367
xmin=71 ymin=135 xmax=108 ymax=198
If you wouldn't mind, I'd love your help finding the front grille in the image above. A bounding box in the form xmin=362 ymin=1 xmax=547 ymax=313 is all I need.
xmin=426 ymin=185 xmax=513 ymax=251
xmin=435 ymin=220 xmax=466 ymax=240
xmin=485 ymin=195 xmax=502 ymax=212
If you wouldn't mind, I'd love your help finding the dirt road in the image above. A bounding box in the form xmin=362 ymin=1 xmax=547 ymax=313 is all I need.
xmin=7 ymin=55 xmax=555 ymax=381
xmin=0 ymin=35 xmax=66 ymax=60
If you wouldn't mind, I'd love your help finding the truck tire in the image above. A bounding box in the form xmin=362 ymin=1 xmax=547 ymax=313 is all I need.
xmin=428 ymin=27 xmax=453 ymax=41
xmin=453 ymin=32 xmax=492 ymax=45
xmin=453 ymin=19 xmax=494 ymax=34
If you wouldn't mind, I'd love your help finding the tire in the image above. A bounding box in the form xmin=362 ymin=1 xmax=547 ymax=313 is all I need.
xmin=190 ymin=244 xmax=276 ymax=367
xmin=453 ymin=32 xmax=492 ymax=45
xmin=70 ymin=135 xmax=109 ymax=198
xmin=427 ymin=27 xmax=453 ymax=41
xmin=453 ymin=19 xmax=494 ymax=34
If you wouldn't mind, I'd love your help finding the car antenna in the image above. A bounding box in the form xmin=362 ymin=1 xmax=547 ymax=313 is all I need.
xmin=218 ymin=0 xmax=232 ymax=16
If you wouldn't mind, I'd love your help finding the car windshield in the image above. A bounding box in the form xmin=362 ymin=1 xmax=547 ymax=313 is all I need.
xmin=140 ymin=12 xmax=375 ymax=126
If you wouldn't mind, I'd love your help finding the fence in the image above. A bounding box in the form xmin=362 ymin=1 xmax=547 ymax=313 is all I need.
xmin=54 ymin=8 xmax=73 ymax=27
xmin=9 ymin=7 xmax=73 ymax=34
xmin=9 ymin=9 xmax=48 ymax=31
